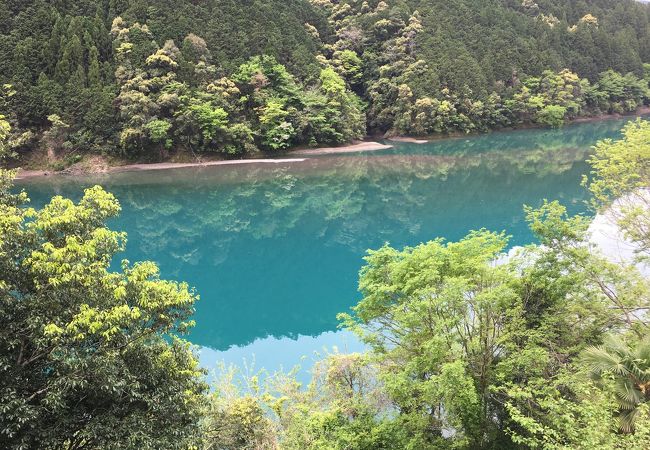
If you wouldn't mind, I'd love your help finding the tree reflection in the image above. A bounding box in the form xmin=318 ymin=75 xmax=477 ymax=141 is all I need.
xmin=18 ymin=118 xmax=632 ymax=350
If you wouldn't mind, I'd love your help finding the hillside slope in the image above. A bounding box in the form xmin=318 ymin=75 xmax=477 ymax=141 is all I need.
xmin=1 ymin=0 xmax=650 ymax=164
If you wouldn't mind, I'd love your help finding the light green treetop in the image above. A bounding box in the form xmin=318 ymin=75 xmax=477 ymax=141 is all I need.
xmin=0 ymin=173 xmax=207 ymax=449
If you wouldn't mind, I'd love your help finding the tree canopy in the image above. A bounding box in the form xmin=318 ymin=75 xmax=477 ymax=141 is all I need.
xmin=0 ymin=158 xmax=207 ymax=448
xmin=2 ymin=0 xmax=650 ymax=164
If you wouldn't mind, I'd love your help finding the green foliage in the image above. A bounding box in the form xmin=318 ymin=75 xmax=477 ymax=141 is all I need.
xmin=203 ymin=353 xmax=402 ymax=450
xmin=584 ymin=335 xmax=650 ymax=432
xmin=585 ymin=119 xmax=650 ymax=256
xmin=536 ymin=104 xmax=567 ymax=128
xmin=5 ymin=2 xmax=650 ymax=447
xmin=3 ymin=0 xmax=650 ymax=161
xmin=342 ymin=230 xmax=522 ymax=446
xmin=203 ymin=393 xmax=276 ymax=449
xmin=258 ymin=98 xmax=295 ymax=151
xmin=0 ymin=173 xmax=207 ymax=449
xmin=0 ymin=86 xmax=15 ymax=160
xmin=301 ymin=67 xmax=365 ymax=145
xmin=145 ymin=118 xmax=172 ymax=149
xmin=504 ymin=369 xmax=634 ymax=449
xmin=0 ymin=113 xmax=10 ymax=160
xmin=596 ymin=70 xmax=649 ymax=113
xmin=332 ymin=50 xmax=363 ymax=88
xmin=185 ymin=100 xmax=229 ymax=146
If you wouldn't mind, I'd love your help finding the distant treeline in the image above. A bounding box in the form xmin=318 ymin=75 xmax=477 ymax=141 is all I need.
xmin=2 ymin=0 xmax=650 ymax=159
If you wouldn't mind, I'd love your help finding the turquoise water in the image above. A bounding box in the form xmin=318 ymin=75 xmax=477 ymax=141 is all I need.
xmin=17 ymin=118 xmax=637 ymax=375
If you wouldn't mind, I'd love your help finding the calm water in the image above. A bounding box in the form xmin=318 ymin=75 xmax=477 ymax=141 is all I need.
xmin=17 ymin=118 xmax=637 ymax=375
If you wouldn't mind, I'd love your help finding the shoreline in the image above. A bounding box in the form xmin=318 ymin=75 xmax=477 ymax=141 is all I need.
xmin=14 ymin=141 xmax=393 ymax=180
xmin=290 ymin=141 xmax=392 ymax=155
xmin=14 ymin=158 xmax=311 ymax=180
xmin=386 ymin=137 xmax=428 ymax=144
xmin=11 ymin=109 xmax=650 ymax=180
xmin=384 ymin=107 xmax=650 ymax=144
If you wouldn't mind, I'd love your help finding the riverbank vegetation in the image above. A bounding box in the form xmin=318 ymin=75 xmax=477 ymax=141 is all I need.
xmin=3 ymin=0 xmax=650 ymax=167
xmin=4 ymin=106 xmax=650 ymax=447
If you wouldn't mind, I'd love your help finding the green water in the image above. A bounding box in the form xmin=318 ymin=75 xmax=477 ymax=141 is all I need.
xmin=17 ymin=118 xmax=637 ymax=373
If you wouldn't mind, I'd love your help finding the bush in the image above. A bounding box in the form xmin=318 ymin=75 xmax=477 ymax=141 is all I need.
xmin=536 ymin=104 xmax=567 ymax=128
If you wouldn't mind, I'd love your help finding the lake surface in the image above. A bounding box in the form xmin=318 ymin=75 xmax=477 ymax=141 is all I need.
xmin=17 ymin=118 xmax=638 ymax=377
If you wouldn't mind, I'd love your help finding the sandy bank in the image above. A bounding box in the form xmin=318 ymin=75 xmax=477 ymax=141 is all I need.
xmin=290 ymin=141 xmax=392 ymax=156
xmin=15 ymin=158 xmax=308 ymax=180
xmin=114 ymin=158 xmax=308 ymax=172
xmin=14 ymin=141 xmax=392 ymax=179
xmin=12 ymin=111 xmax=649 ymax=180
xmin=386 ymin=137 xmax=429 ymax=144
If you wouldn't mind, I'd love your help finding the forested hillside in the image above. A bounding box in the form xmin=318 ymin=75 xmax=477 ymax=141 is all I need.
xmin=2 ymin=0 xmax=650 ymax=163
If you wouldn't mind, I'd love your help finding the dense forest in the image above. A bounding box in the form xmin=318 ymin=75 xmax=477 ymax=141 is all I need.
xmin=2 ymin=0 xmax=650 ymax=164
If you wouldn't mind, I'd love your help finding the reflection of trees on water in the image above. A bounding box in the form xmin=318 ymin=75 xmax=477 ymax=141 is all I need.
xmin=106 ymin=146 xmax=592 ymax=351
xmin=17 ymin=118 xmax=631 ymax=350
xmin=115 ymin=145 xmax=590 ymax=265
xmin=386 ymin=118 xmax=629 ymax=157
